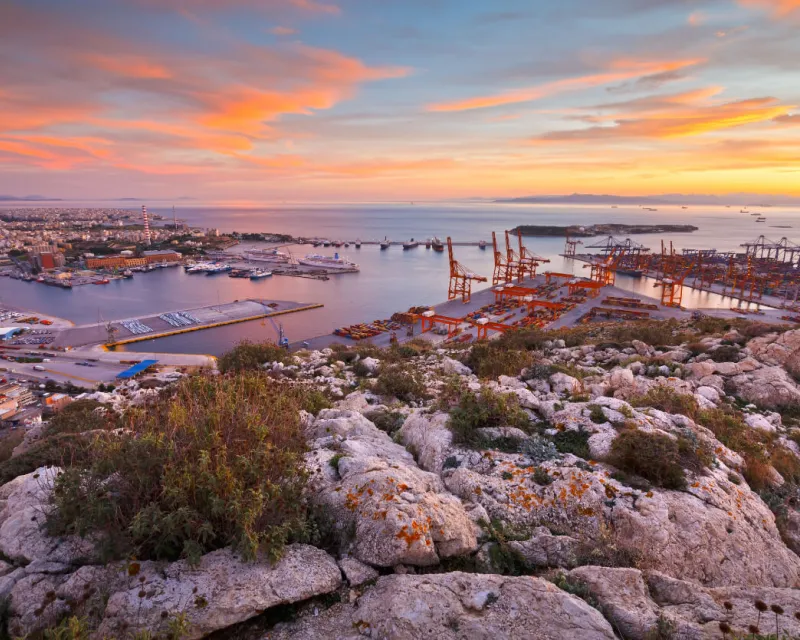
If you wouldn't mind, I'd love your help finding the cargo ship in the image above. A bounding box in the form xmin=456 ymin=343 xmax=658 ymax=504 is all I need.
xmin=431 ymin=237 xmax=444 ymax=252
xmin=402 ymin=238 xmax=419 ymax=250
xmin=244 ymin=248 xmax=291 ymax=263
xmin=298 ymin=253 xmax=359 ymax=271
xmin=380 ymin=237 xmax=391 ymax=250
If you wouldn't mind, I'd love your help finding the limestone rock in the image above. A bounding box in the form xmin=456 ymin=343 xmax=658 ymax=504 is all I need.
xmin=509 ymin=527 xmax=580 ymax=569
xmin=338 ymin=557 xmax=379 ymax=587
xmin=267 ymin=573 xmax=615 ymax=640
xmin=0 ymin=467 xmax=95 ymax=566
xmin=729 ymin=366 xmax=800 ymax=409
xmin=569 ymin=567 xmax=659 ymax=640
xmin=550 ymin=372 xmax=581 ymax=396
xmin=98 ymin=546 xmax=341 ymax=640
xmin=441 ymin=356 xmax=472 ymax=376
xmin=747 ymin=329 xmax=800 ymax=367
xmin=398 ymin=410 xmax=454 ymax=474
xmin=307 ymin=411 xmax=477 ymax=567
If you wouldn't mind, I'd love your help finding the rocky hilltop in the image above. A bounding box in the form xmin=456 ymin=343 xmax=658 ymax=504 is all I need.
xmin=1 ymin=319 xmax=800 ymax=639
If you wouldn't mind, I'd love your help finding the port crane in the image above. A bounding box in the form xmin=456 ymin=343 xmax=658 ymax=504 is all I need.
xmin=504 ymin=230 xmax=523 ymax=283
xmin=516 ymin=231 xmax=548 ymax=279
xmin=491 ymin=231 xmax=513 ymax=286
xmin=259 ymin=302 xmax=290 ymax=349
xmin=448 ymin=237 xmax=487 ymax=303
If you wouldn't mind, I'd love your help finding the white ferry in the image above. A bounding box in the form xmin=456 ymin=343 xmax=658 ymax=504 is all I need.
xmin=244 ymin=248 xmax=291 ymax=263
xmin=298 ymin=253 xmax=359 ymax=271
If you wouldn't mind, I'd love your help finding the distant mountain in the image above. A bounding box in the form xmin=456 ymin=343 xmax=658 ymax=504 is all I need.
xmin=495 ymin=194 xmax=668 ymax=205
xmin=0 ymin=194 xmax=62 ymax=202
xmin=494 ymin=193 xmax=800 ymax=206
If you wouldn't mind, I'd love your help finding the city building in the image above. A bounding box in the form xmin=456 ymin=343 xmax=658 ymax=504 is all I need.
xmin=0 ymin=328 xmax=24 ymax=341
xmin=44 ymin=393 xmax=73 ymax=412
xmin=33 ymin=251 xmax=66 ymax=270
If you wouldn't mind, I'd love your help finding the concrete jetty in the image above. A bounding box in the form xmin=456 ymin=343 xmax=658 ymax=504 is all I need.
xmin=53 ymin=298 xmax=323 ymax=349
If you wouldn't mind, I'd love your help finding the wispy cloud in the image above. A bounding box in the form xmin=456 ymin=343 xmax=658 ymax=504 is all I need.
xmin=532 ymin=91 xmax=795 ymax=142
xmin=739 ymin=0 xmax=800 ymax=17
xmin=269 ymin=26 xmax=298 ymax=35
xmin=426 ymin=59 xmax=704 ymax=112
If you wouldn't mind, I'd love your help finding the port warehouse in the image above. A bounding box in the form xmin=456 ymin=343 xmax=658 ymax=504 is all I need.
xmin=0 ymin=328 xmax=24 ymax=341
xmin=85 ymin=250 xmax=182 ymax=270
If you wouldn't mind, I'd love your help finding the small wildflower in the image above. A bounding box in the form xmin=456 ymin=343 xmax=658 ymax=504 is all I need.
xmin=718 ymin=621 xmax=731 ymax=635
xmin=795 ymin=612 xmax=800 ymax=621
xmin=127 ymin=562 xmax=141 ymax=577
xmin=771 ymin=604 xmax=784 ymax=615
xmin=138 ymin=590 xmax=146 ymax=598
xmin=160 ymin=611 xmax=169 ymax=619
xmin=139 ymin=576 xmax=146 ymax=583
xmin=748 ymin=625 xmax=759 ymax=634
xmin=723 ymin=601 xmax=733 ymax=611
xmin=755 ymin=600 xmax=768 ymax=612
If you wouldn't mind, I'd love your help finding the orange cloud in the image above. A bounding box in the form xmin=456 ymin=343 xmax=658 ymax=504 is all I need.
xmin=426 ymin=58 xmax=704 ymax=112
xmin=81 ymin=54 xmax=172 ymax=79
xmin=687 ymin=11 xmax=706 ymax=26
xmin=739 ymin=0 xmax=800 ymax=17
xmin=534 ymin=94 xmax=795 ymax=142
xmin=270 ymin=26 xmax=298 ymax=35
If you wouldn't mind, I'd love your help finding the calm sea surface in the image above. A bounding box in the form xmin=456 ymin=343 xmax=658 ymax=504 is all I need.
xmin=2 ymin=202 xmax=797 ymax=355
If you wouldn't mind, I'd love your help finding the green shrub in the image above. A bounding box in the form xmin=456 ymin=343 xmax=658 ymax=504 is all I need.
xmin=464 ymin=343 xmax=533 ymax=379
xmin=374 ymin=364 xmax=427 ymax=402
xmin=448 ymin=388 xmax=530 ymax=446
xmin=708 ymin=344 xmax=740 ymax=363
xmin=0 ymin=429 xmax=25 ymax=465
xmin=630 ymin=386 xmax=699 ymax=420
xmin=554 ymin=428 xmax=591 ymax=460
xmin=0 ymin=433 xmax=94 ymax=484
xmin=588 ymin=404 xmax=606 ymax=424
xmin=609 ymin=320 xmax=681 ymax=347
xmin=521 ymin=363 xmax=553 ymax=381
xmin=364 ymin=409 xmax=405 ymax=436
xmin=696 ymin=407 xmax=775 ymax=489
xmin=533 ymin=466 xmax=553 ymax=486
xmin=521 ymin=435 xmax=560 ymax=464
xmin=48 ymin=373 xmax=310 ymax=564
xmin=217 ymin=340 xmax=288 ymax=373
xmin=43 ymin=400 xmax=117 ymax=438
xmin=609 ymin=430 xmax=687 ymax=490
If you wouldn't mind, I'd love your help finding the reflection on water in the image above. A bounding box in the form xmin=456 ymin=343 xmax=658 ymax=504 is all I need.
xmin=1 ymin=202 xmax=795 ymax=355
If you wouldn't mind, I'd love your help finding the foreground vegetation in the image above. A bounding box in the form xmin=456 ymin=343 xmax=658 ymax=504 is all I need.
xmin=48 ymin=373 xmax=317 ymax=563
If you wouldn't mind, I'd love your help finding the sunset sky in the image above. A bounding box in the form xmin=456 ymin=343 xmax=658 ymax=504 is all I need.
xmin=1 ymin=0 xmax=798 ymax=201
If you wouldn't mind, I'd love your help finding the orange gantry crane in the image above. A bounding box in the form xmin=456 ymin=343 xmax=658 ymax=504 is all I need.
xmin=564 ymin=232 xmax=582 ymax=258
xmin=515 ymin=231 xmax=548 ymax=279
xmin=448 ymin=236 xmax=487 ymax=303
xmin=492 ymin=231 xmax=514 ymax=285
xmin=585 ymin=246 xmax=627 ymax=286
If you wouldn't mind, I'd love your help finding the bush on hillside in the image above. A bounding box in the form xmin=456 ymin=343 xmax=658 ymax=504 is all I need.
xmin=217 ymin=340 xmax=288 ymax=373
xmin=608 ymin=320 xmax=681 ymax=347
xmin=0 ymin=433 xmax=96 ymax=485
xmin=609 ymin=430 xmax=688 ymax=490
xmin=43 ymin=399 xmax=117 ymax=437
xmin=374 ymin=363 xmax=427 ymax=402
xmin=448 ymin=388 xmax=530 ymax=446
xmin=553 ymin=428 xmax=591 ymax=460
xmin=629 ymin=386 xmax=699 ymax=420
xmin=464 ymin=343 xmax=533 ymax=378
xmin=48 ymin=373 xmax=310 ymax=564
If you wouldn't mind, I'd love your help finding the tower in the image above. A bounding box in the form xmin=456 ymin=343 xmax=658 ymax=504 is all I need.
xmin=142 ymin=205 xmax=152 ymax=246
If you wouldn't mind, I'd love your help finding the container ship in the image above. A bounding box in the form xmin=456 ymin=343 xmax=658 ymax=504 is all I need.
xmin=244 ymin=248 xmax=290 ymax=263
xmin=298 ymin=253 xmax=359 ymax=271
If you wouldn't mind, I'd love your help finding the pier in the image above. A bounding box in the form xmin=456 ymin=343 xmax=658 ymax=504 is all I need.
xmin=52 ymin=299 xmax=323 ymax=349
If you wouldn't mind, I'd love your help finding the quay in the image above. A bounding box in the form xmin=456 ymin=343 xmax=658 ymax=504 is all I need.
xmin=52 ymin=299 xmax=323 ymax=349
xmin=294 ymin=271 xmax=795 ymax=353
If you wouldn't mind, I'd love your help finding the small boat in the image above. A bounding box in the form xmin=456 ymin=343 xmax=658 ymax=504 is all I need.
xmin=344 ymin=242 xmax=350 ymax=248
xmin=431 ymin=237 xmax=444 ymax=252
xmin=741 ymin=209 xmax=749 ymax=213
xmin=682 ymin=206 xmax=688 ymax=209
xmin=355 ymin=238 xmax=361 ymax=249
xmin=122 ymin=270 xmax=133 ymax=278
xmin=322 ymin=240 xmax=331 ymax=247
xmin=425 ymin=239 xmax=431 ymax=249
xmin=402 ymin=238 xmax=419 ymax=250
xmin=380 ymin=237 xmax=390 ymax=250
xmin=756 ymin=217 xmax=766 ymax=223
xmin=228 ymin=269 xmax=250 ymax=278
xmin=478 ymin=240 xmax=487 ymax=250
xmin=93 ymin=278 xmax=110 ymax=285
xmin=249 ymin=269 xmax=272 ymax=279
xmin=205 ymin=263 xmax=232 ymax=275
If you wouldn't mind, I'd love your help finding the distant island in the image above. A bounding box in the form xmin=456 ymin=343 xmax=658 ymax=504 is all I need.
xmin=494 ymin=192 xmax=800 ymax=206
xmin=511 ymin=223 xmax=699 ymax=237
xmin=0 ymin=194 xmax=63 ymax=202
